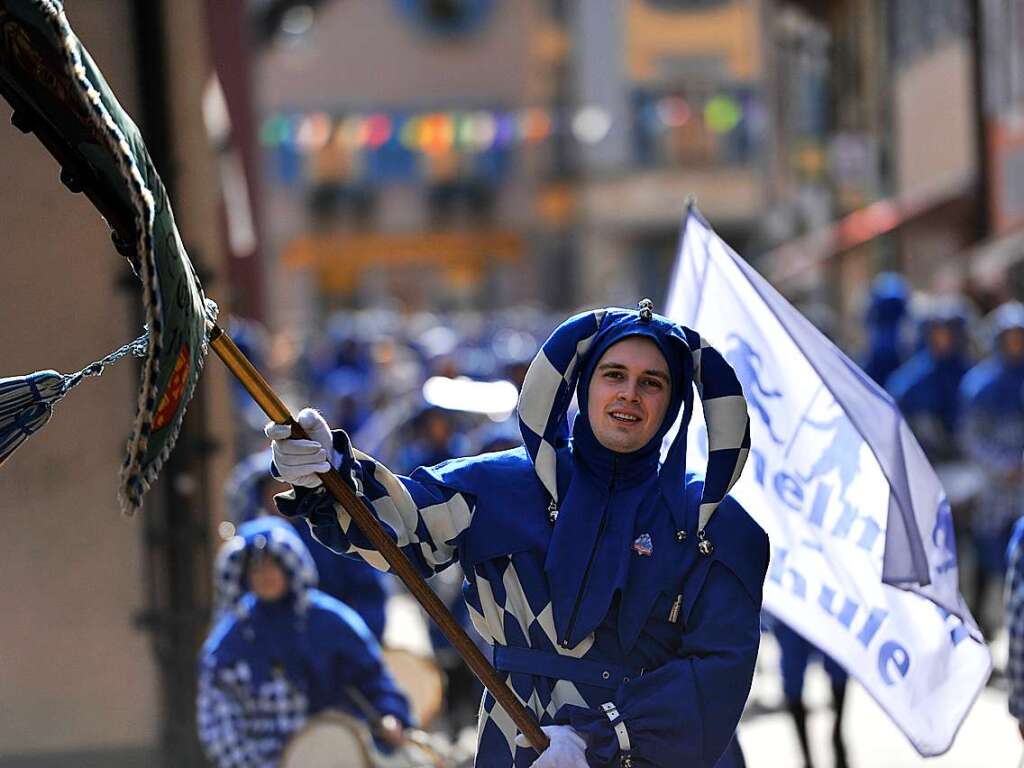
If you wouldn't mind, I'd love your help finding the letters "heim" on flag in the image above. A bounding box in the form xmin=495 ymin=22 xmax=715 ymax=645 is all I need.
xmin=666 ymin=206 xmax=990 ymax=756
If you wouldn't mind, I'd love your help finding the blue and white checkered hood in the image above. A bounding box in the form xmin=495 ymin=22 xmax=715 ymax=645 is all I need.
xmin=213 ymin=516 xmax=319 ymax=618
xmin=517 ymin=304 xmax=750 ymax=543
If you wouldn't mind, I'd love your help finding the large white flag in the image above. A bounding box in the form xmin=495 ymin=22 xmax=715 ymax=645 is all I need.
xmin=666 ymin=206 xmax=991 ymax=756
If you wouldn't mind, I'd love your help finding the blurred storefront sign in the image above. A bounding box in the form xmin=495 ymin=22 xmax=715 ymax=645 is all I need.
xmin=987 ymin=116 xmax=1024 ymax=234
xmin=535 ymin=183 xmax=577 ymax=228
xmin=283 ymin=230 xmax=522 ymax=292
xmin=581 ymin=167 xmax=764 ymax=231
xmin=828 ymin=132 xmax=882 ymax=212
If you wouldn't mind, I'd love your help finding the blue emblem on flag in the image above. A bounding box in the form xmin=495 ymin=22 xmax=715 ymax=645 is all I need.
xmin=633 ymin=533 xmax=653 ymax=557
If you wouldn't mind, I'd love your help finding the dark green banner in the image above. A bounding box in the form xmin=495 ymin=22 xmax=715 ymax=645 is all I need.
xmin=0 ymin=0 xmax=214 ymax=512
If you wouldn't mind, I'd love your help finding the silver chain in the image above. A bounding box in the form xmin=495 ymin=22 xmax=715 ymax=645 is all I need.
xmin=62 ymin=331 xmax=149 ymax=394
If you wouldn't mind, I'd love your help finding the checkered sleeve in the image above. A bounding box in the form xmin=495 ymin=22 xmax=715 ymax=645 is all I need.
xmin=275 ymin=430 xmax=473 ymax=579
xmin=1006 ymin=522 xmax=1024 ymax=721
xmin=196 ymin=667 xmax=267 ymax=768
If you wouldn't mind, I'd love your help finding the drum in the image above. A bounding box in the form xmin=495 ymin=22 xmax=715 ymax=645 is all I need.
xmin=281 ymin=711 xmax=454 ymax=768
xmin=281 ymin=712 xmax=375 ymax=768
xmin=381 ymin=647 xmax=445 ymax=728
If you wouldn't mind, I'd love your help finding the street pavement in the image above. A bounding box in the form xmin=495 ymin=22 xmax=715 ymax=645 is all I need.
xmin=385 ymin=594 xmax=1022 ymax=767
xmin=740 ymin=635 xmax=1020 ymax=768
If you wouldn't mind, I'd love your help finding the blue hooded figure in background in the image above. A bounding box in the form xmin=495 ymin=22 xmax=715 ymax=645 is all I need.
xmin=861 ymin=272 xmax=910 ymax=387
xmin=197 ymin=518 xmax=412 ymax=767
xmin=886 ymin=297 xmax=973 ymax=464
xmin=269 ymin=301 xmax=769 ymax=768
xmin=959 ymin=301 xmax=1024 ymax=636
xmin=226 ymin=449 xmax=390 ymax=640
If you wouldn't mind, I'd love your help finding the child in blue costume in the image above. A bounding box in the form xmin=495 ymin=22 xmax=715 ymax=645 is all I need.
xmin=225 ymin=449 xmax=391 ymax=640
xmin=269 ymin=303 xmax=769 ymax=768
xmin=197 ymin=517 xmax=412 ymax=768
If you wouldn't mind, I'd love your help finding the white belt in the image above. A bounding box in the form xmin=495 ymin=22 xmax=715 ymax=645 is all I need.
xmin=600 ymin=702 xmax=632 ymax=768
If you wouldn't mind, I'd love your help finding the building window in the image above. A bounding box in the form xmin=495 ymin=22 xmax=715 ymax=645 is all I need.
xmin=632 ymin=85 xmax=764 ymax=167
xmin=394 ymin=0 xmax=496 ymax=38
xmin=642 ymin=0 xmax=731 ymax=10
xmin=889 ymin=0 xmax=970 ymax=68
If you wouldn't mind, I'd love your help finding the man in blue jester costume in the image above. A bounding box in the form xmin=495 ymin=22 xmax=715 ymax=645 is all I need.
xmin=268 ymin=301 xmax=769 ymax=768
xmin=197 ymin=517 xmax=412 ymax=767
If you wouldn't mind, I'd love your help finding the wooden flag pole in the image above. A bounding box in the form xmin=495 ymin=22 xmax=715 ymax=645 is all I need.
xmin=207 ymin=324 xmax=549 ymax=752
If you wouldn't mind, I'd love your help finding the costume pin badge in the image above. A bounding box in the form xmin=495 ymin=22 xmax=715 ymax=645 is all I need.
xmin=632 ymin=533 xmax=653 ymax=557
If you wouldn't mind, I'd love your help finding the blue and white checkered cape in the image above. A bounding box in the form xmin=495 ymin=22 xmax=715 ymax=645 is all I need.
xmin=279 ymin=444 xmax=767 ymax=768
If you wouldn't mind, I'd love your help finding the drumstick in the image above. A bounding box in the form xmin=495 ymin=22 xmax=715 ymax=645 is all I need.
xmin=344 ymin=685 xmax=384 ymax=725
xmin=345 ymin=686 xmax=448 ymax=768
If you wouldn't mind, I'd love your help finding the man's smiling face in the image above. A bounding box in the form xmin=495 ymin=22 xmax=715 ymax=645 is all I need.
xmin=586 ymin=336 xmax=672 ymax=454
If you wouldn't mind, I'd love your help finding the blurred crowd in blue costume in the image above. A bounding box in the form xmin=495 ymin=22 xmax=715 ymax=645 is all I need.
xmin=208 ymin=288 xmax=1024 ymax=767
xmin=765 ymin=274 xmax=1024 ymax=768
xmin=855 ymin=274 xmax=1024 ymax=640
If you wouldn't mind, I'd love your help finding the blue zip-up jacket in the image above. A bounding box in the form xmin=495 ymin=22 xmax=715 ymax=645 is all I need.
xmin=278 ymin=444 xmax=767 ymax=768
xmin=887 ymin=351 xmax=971 ymax=463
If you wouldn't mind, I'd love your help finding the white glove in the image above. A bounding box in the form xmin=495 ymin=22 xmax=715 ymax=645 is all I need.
xmin=265 ymin=408 xmax=337 ymax=488
xmin=514 ymin=725 xmax=588 ymax=768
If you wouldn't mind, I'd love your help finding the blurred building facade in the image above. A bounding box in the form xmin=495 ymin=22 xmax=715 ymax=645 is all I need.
xmin=252 ymin=0 xmax=1024 ymax=347
xmin=246 ymin=1 xmax=905 ymax=332
xmin=749 ymin=0 xmax=989 ymax=344
xmin=0 ymin=2 xmax=235 ymax=766
xmin=255 ymin=0 xmax=787 ymax=321
xmin=0 ymin=2 xmax=1019 ymax=764
xmin=256 ymin=0 xmax=544 ymax=334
